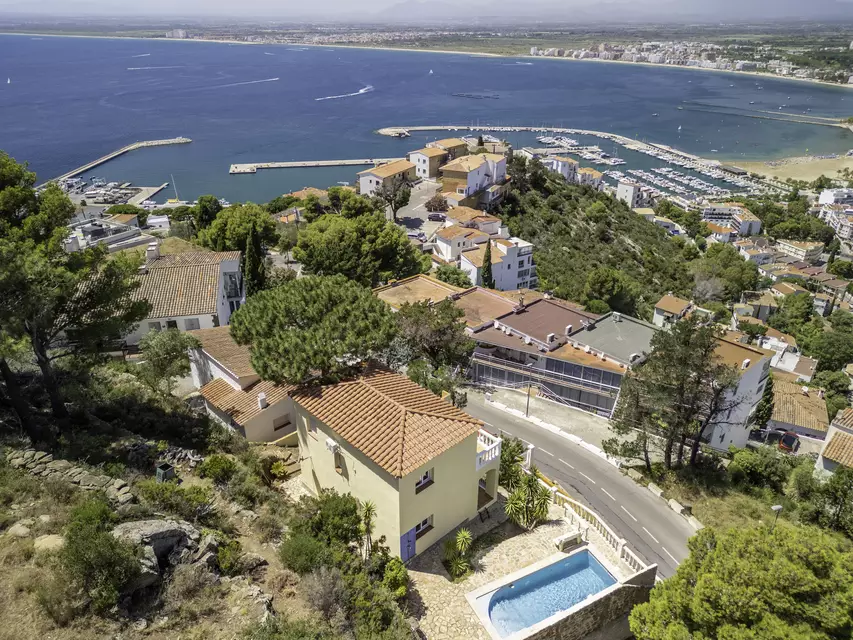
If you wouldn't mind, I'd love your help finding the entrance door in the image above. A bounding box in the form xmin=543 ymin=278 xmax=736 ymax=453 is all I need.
xmin=400 ymin=526 xmax=417 ymax=562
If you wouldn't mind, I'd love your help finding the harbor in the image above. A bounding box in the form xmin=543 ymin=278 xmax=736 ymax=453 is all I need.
xmin=229 ymin=158 xmax=403 ymax=174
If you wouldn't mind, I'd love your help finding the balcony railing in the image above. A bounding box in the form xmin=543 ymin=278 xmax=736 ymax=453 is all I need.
xmin=472 ymin=352 xmax=620 ymax=397
xmin=476 ymin=428 xmax=502 ymax=471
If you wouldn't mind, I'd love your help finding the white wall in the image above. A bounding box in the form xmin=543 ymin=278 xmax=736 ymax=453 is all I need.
xmin=707 ymin=357 xmax=769 ymax=450
xmin=125 ymin=313 xmax=217 ymax=347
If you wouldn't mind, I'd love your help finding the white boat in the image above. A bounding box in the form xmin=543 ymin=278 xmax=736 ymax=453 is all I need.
xmin=429 ymin=69 xmax=433 ymax=75
xmin=677 ymin=125 xmax=682 ymax=131
xmin=6 ymin=78 xmax=9 ymax=84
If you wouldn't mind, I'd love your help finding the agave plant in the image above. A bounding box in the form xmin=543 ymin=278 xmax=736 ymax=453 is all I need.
xmin=443 ymin=527 xmax=475 ymax=579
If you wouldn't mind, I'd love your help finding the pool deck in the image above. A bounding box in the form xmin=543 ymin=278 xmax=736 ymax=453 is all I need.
xmin=406 ymin=494 xmax=632 ymax=640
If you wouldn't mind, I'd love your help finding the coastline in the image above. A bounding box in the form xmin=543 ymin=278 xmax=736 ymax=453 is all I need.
xmin=2 ymin=31 xmax=851 ymax=89
xmin=733 ymin=155 xmax=853 ymax=182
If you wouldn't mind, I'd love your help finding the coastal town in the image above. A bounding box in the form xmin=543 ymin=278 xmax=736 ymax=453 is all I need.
xmin=3 ymin=10 xmax=853 ymax=640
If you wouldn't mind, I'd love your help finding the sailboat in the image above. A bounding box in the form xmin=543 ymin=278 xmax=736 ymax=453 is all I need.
xmin=165 ymin=174 xmax=189 ymax=207
xmin=429 ymin=69 xmax=434 ymax=75
xmin=6 ymin=78 xmax=9 ymax=84
xmin=677 ymin=125 xmax=682 ymax=131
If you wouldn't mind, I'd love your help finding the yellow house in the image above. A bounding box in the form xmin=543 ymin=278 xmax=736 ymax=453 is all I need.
xmin=426 ymin=137 xmax=469 ymax=160
xmin=407 ymin=147 xmax=448 ymax=179
xmin=357 ymin=159 xmax=417 ymax=197
xmin=291 ymin=368 xmax=502 ymax=561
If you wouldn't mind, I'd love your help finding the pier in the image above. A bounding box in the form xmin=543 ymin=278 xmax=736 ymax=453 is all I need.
xmin=44 ymin=137 xmax=192 ymax=186
xmin=229 ymin=158 xmax=403 ymax=174
xmin=128 ymin=183 xmax=170 ymax=206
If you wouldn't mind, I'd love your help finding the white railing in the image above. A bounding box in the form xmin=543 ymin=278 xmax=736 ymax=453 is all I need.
xmin=620 ymin=546 xmax=647 ymax=574
xmin=476 ymin=428 xmax=502 ymax=470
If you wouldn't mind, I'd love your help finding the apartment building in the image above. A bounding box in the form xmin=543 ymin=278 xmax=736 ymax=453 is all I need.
xmin=439 ymin=153 xmax=509 ymax=208
xmin=357 ymin=159 xmax=417 ymax=197
xmin=542 ymin=156 xmax=578 ymax=182
xmin=822 ymin=205 xmax=853 ymax=241
xmin=576 ymin=167 xmax=603 ymax=190
xmin=433 ymin=225 xmax=490 ymax=263
xmin=124 ymin=246 xmax=244 ymax=346
xmin=616 ymin=180 xmax=654 ymax=209
xmin=818 ymin=188 xmax=853 ymax=206
xmin=189 ymin=326 xmax=295 ymax=443
xmin=460 ymin=237 xmax=537 ymax=291
xmin=776 ymin=239 xmax=824 ymax=263
xmin=292 ymin=368 xmax=501 ymax=561
xmin=701 ymin=202 xmax=762 ymax=236
xmin=407 ymin=147 xmax=448 ymax=180
xmin=736 ymin=239 xmax=774 ymax=265
xmin=426 ymin=137 xmax=469 ymax=161
xmin=816 ymin=409 xmax=853 ymax=476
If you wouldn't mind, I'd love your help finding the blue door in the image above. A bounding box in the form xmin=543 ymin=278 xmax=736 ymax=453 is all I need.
xmin=400 ymin=527 xmax=417 ymax=562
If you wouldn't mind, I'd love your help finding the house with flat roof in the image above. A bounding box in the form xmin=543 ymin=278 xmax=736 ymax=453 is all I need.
xmin=700 ymin=202 xmax=761 ymax=236
xmin=189 ymin=326 xmax=296 ymax=443
xmin=439 ymin=153 xmax=509 ymax=209
xmin=816 ymin=408 xmax=853 ymax=475
xmin=357 ymin=159 xmax=416 ymax=197
xmin=292 ymin=367 xmax=501 ymax=561
xmin=426 ymin=138 xmax=469 ymax=160
xmin=776 ymin=239 xmax=824 ymax=263
xmin=407 ymin=147 xmax=448 ymax=180
xmin=460 ymin=237 xmax=537 ymax=291
xmin=124 ymin=245 xmax=244 ymax=346
xmin=768 ymin=379 xmax=829 ymax=441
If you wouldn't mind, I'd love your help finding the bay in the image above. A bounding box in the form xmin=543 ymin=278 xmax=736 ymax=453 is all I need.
xmin=1 ymin=33 xmax=851 ymax=203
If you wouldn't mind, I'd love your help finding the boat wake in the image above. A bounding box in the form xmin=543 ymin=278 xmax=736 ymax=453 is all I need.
xmin=127 ymin=66 xmax=184 ymax=70
xmin=207 ymin=77 xmax=280 ymax=89
xmin=131 ymin=53 xmax=151 ymax=58
xmin=264 ymin=52 xmax=276 ymax=56
xmin=315 ymin=85 xmax=374 ymax=101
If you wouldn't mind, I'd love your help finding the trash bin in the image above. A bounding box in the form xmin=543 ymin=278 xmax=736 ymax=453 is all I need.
xmin=156 ymin=462 xmax=175 ymax=483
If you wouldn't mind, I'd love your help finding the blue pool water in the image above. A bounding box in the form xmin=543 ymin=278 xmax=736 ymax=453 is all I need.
xmin=487 ymin=551 xmax=616 ymax=637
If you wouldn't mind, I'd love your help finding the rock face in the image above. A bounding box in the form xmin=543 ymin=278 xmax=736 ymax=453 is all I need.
xmin=7 ymin=522 xmax=31 ymax=538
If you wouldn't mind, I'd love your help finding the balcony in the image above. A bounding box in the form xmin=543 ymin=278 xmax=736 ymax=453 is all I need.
xmin=476 ymin=428 xmax=502 ymax=471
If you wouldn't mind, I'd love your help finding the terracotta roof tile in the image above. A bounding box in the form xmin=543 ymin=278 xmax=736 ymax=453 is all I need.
xmin=435 ymin=225 xmax=489 ymax=241
xmin=150 ymin=251 xmax=239 ymax=267
xmin=410 ymin=147 xmax=448 ymax=158
xmin=655 ymin=294 xmax=691 ymax=315
xmin=771 ymin=380 xmax=829 ymax=434
xmin=187 ymin=326 xmax=255 ymax=378
xmin=200 ymin=377 xmax=295 ymax=426
xmin=833 ymin=408 xmax=853 ymax=430
xmin=291 ymin=369 xmax=482 ymax=478
xmin=358 ymin=159 xmax=415 ymax=179
xmin=823 ymin=430 xmax=853 ymax=468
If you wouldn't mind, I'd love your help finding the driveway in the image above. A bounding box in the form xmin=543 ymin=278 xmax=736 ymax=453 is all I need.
xmin=395 ymin=180 xmax=445 ymax=240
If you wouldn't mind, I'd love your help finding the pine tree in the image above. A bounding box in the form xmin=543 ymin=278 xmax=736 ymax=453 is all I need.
xmin=481 ymin=241 xmax=495 ymax=289
xmin=243 ymin=222 xmax=266 ymax=297
xmin=752 ymin=373 xmax=774 ymax=430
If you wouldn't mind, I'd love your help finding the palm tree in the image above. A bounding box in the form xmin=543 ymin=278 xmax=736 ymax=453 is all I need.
xmin=361 ymin=500 xmax=376 ymax=560
xmin=505 ymin=465 xmax=552 ymax=530
xmin=443 ymin=527 xmax=474 ymax=579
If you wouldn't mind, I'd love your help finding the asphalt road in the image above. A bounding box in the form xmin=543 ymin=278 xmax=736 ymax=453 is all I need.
xmin=465 ymin=397 xmax=696 ymax=578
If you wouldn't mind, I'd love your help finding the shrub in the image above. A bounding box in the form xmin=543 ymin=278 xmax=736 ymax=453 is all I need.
xmin=443 ymin=528 xmax=474 ymax=579
xmin=270 ymin=460 xmax=290 ymax=481
xmin=729 ymin=447 xmax=790 ymax=493
xmin=499 ymin=436 xmax=526 ymax=490
xmin=206 ymin=423 xmax=250 ymax=455
xmin=505 ymin=467 xmax=552 ymax=530
xmin=279 ymin=532 xmax=330 ymax=575
xmin=166 ymin=562 xmax=218 ymax=601
xmin=37 ymin=572 xmax=84 ymax=626
xmin=217 ymin=539 xmax=244 ymax=577
xmin=242 ymin=616 xmax=338 ymax=640
xmin=59 ymin=497 xmax=139 ymax=612
xmin=381 ymin=557 xmax=409 ymax=599
xmin=137 ymin=479 xmax=214 ymax=523
xmin=291 ymin=490 xmax=362 ymax=546
xmin=255 ymin=511 xmax=284 ymax=542
xmin=302 ymin=566 xmax=349 ymax=621
xmin=224 ymin=469 xmax=272 ymax=508
xmin=198 ymin=454 xmax=238 ymax=484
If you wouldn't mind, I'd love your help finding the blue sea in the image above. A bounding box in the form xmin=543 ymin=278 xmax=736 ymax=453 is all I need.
xmin=1 ymin=34 xmax=851 ymax=203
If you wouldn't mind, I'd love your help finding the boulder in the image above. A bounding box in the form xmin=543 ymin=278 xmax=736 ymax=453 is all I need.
xmin=8 ymin=457 xmax=25 ymax=469
xmin=7 ymin=523 xmax=31 ymax=538
xmin=38 ymin=514 xmax=51 ymax=524
xmin=194 ymin=551 xmax=218 ymax=571
xmin=32 ymin=452 xmax=53 ymax=464
xmin=78 ymin=473 xmax=111 ymax=489
xmin=112 ymin=519 xmax=200 ymax=562
xmin=46 ymin=460 xmax=73 ymax=473
xmin=34 ymin=534 xmax=65 ymax=554
xmin=240 ymin=553 xmax=269 ymax=574
xmin=126 ymin=545 xmax=162 ymax=592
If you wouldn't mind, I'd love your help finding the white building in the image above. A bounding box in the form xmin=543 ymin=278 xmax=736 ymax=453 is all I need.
xmin=818 ymin=188 xmax=853 ymax=206
xmin=407 ymin=147 xmax=448 ymax=180
xmin=357 ymin=160 xmax=416 ymax=198
xmin=816 ymin=409 xmax=853 ymax=476
xmin=443 ymin=206 xmax=509 ymax=239
xmin=616 ymin=181 xmax=644 ymax=209
xmin=776 ymin=239 xmax=824 ymax=263
xmin=701 ymin=202 xmax=761 ymax=236
xmin=440 ymin=153 xmax=509 ymax=208
xmin=190 ymin=326 xmax=295 ymax=443
xmin=460 ymin=237 xmax=536 ymax=291
xmin=706 ymin=222 xmax=733 ymax=244
xmin=542 ymin=156 xmax=578 ymax=182
xmin=124 ymin=246 xmax=244 ymax=346
xmin=822 ymin=205 xmax=853 ymax=241
xmin=576 ymin=167 xmax=603 ymax=190
xmin=652 ymin=294 xmax=692 ymax=329
xmin=432 ymin=225 xmax=490 ymax=263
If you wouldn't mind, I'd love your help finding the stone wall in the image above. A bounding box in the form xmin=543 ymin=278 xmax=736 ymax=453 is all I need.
xmin=5 ymin=448 xmax=136 ymax=507
xmin=524 ymin=572 xmax=654 ymax=640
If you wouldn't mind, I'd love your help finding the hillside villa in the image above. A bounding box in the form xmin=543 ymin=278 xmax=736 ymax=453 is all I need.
xmin=357 ymin=159 xmax=417 ymax=197
xmin=816 ymin=408 xmax=853 ymax=476
xmin=439 ymin=153 xmax=510 ymax=209
xmin=460 ymin=237 xmax=537 ymax=291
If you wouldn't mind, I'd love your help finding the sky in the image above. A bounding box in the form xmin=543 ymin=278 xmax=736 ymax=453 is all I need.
xmin=1 ymin=0 xmax=852 ymax=22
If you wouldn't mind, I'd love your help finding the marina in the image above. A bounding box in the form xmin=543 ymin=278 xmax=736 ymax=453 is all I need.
xmin=229 ymin=157 xmax=403 ymax=174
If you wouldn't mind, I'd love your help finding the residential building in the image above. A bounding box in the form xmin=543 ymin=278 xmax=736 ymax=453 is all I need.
xmin=542 ymin=156 xmax=578 ymax=182
xmin=738 ymin=244 xmax=774 ymax=265
xmin=616 ymin=181 xmax=646 ymax=209
xmin=773 ymin=352 xmax=818 ymax=383
xmin=706 ymin=222 xmax=732 ymax=244
xmin=634 ymin=208 xmax=681 ymax=234
xmin=732 ymin=208 xmax=762 ymax=236
xmin=64 ymin=217 xmax=156 ymax=253
xmin=357 ymin=159 xmax=416 ymax=197
xmin=701 ymin=202 xmax=761 ymax=236
xmin=439 ymin=153 xmax=509 ymax=208
xmin=407 ymin=147 xmax=448 ymax=180
xmin=813 ymin=292 xmax=833 ymax=317
xmin=460 ymin=237 xmax=537 ymax=291
xmin=818 ymin=188 xmax=853 ymax=206
xmin=740 ymin=291 xmax=780 ymax=322
xmin=770 ymin=282 xmax=808 ymax=298
xmin=189 ymin=327 xmax=295 ymax=443
xmin=576 ymin=167 xmax=603 ymax=190
xmin=768 ymin=379 xmax=829 ymax=440
xmin=426 ymin=138 xmax=469 ymax=161
xmin=469 ymin=304 xmax=656 ymax=417
xmin=776 ymin=239 xmax=824 ymax=263
xmin=124 ymin=246 xmax=244 ymax=346
xmin=816 ymin=409 xmax=853 ymax=475
xmin=108 ymin=212 xmax=140 ymax=228
xmin=443 ymin=206 xmax=509 ymax=239
xmin=432 ymin=225 xmax=490 ymax=263
xmin=652 ymin=294 xmax=692 ymax=328
xmin=822 ymin=205 xmax=853 ymax=240
xmin=292 ymin=367 xmax=501 ymax=561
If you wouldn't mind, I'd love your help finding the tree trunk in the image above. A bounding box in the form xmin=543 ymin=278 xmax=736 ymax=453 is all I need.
xmin=30 ymin=332 xmax=68 ymax=420
xmin=0 ymin=357 xmax=30 ymax=426
xmin=676 ymin=433 xmax=687 ymax=467
xmin=689 ymin=426 xmax=709 ymax=466
xmin=642 ymin=436 xmax=652 ymax=473
xmin=663 ymin=437 xmax=674 ymax=470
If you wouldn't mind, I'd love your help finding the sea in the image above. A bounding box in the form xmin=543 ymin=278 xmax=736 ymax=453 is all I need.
xmin=1 ymin=34 xmax=852 ymax=203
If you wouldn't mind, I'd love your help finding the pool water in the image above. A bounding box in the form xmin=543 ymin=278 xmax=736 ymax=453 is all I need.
xmin=487 ymin=551 xmax=616 ymax=637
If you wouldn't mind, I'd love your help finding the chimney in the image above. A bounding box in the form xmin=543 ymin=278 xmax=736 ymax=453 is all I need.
xmin=146 ymin=241 xmax=160 ymax=263
xmin=138 ymin=264 xmax=148 ymax=275
xmin=543 ymin=291 xmax=552 ymax=300
xmin=741 ymin=358 xmax=750 ymax=370
xmin=613 ymin=312 xmax=622 ymax=322
xmin=565 ymin=324 xmax=573 ymax=335
xmin=546 ymin=333 xmax=556 ymax=343
xmin=801 ymin=386 xmax=809 ymax=397
xmin=257 ymin=392 xmax=268 ymax=409
xmin=518 ymin=294 xmax=524 ymax=308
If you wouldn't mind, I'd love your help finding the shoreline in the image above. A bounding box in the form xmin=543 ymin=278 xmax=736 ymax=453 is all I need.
xmin=3 ymin=31 xmax=851 ymax=90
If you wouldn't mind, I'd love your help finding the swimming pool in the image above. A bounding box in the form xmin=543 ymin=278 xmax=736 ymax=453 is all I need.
xmin=486 ymin=550 xmax=617 ymax=638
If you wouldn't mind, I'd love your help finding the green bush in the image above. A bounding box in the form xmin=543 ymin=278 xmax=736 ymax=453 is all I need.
xmin=58 ymin=497 xmax=139 ymax=612
xmin=242 ymin=616 xmax=339 ymax=640
xmin=225 ymin=468 xmax=271 ymax=508
xmin=217 ymin=539 xmax=244 ymax=577
xmin=137 ymin=479 xmax=214 ymax=523
xmin=291 ymin=490 xmax=362 ymax=546
xmin=381 ymin=557 xmax=409 ymax=599
xmin=270 ymin=460 xmax=290 ymax=481
xmin=278 ymin=532 xmax=330 ymax=575
xmin=729 ymin=447 xmax=791 ymax=493
xmin=198 ymin=454 xmax=238 ymax=484
xmin=255 ymin=511 xmax=284 ymax=542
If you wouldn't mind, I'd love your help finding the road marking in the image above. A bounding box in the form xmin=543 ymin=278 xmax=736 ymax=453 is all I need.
xmin=601 ymin=488 xmax=616 ymax=501
xmin=620 ymin=505 xmax=638 ymax=522
xmin=539 ymin=448 xmax=554 ymax=457
xmin=661 ymin=547 xmax=678 ymax=564
xmin=579 ymin=472 xmax=596 ymax=484
xmin=558 ymin=458 xmax=575 ymax=470
xmin=642 ymin=527 xmax=659 ymax=544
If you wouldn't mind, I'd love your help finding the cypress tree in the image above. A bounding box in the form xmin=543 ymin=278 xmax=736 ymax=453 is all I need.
xmin=243 ymin=222 xmax=265 ymax=296
xmin=481 ymin=241 xmax=495 ymax=289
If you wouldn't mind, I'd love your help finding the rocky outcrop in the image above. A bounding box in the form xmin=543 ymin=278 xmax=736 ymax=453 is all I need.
xmin=34 ymin=534 xmax=65 ymax=554
xmin=5 ymin=448 xmax=136 ymax=507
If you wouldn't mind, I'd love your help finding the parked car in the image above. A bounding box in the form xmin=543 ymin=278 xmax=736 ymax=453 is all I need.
xmin=750 ymin=427 xmax=800 ymax=453
xmin=406 ymin=230 xmax=427 ymax=242
xmin=427 ymin=212 xmax=446 ymax=222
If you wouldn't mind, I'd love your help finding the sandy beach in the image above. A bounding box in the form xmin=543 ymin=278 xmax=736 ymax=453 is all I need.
xmin=736 ymin=155 xmax=853 ymax=181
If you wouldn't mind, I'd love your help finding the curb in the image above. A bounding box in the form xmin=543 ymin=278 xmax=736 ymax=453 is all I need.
xmin=486 ymin=399 xmax=622 ymax=469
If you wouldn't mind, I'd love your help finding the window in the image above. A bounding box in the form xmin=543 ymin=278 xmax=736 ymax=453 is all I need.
xmin=414 ymin=468 xmax=434 ymax=493
xmin=229 ymin=300 xmax=241 ymax=313
xmin=184 ymin=318 xmax=201 ymax=331
xmin=414 ymin=515 xmax=433 ymax=539
xmin=518 ymin=260 xmax=525 ymax=268
xmin=273 ymin=415 xmax=294 ymax=433
xmin=147 ymin=322 xmax=161 ymax=332
xmin=334 ymin=450 xmax=344 ymax=475
xmin=166 ymin=320 xmax=178 ymax=329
